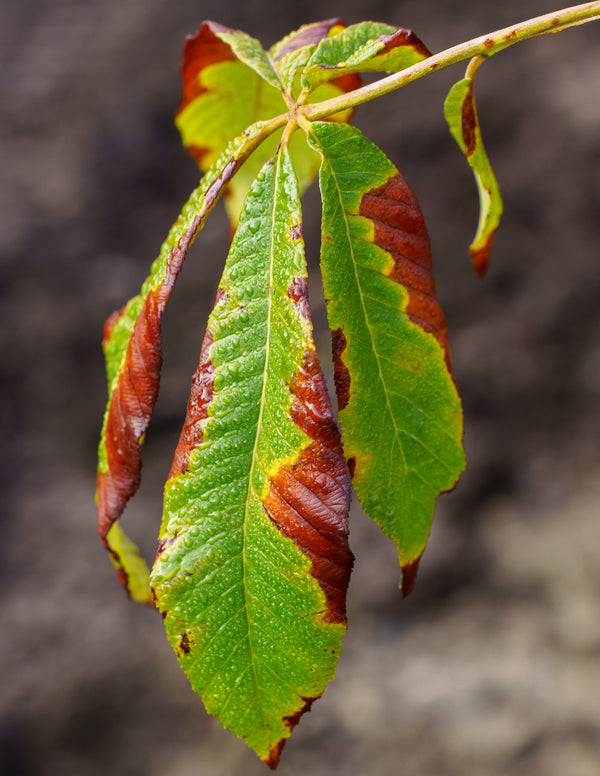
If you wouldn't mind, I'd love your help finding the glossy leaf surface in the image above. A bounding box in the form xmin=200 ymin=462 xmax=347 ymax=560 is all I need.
xmin=307 ymin=121 xmax=465 ymax=593
xmin=302 ymin=21 xmax=431 ymax=91
xmin=444 ymin=72 xmax=503 ymax=275
xmin=151 ymin=147 xmax=352 ymax=767
xmin=96 ymin=123 xmax=269 ymax=601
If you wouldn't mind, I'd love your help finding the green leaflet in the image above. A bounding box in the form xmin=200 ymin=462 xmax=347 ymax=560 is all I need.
xmin=302 ymin=21 xmax=431 ymax=91
xmin=211 ymin=25 xmax=282 ymax=89
xmin=269 ymin=19 xmax=348 ymax=93
xmin=96 ymin=122 xmax=272 ymax=602
xmin=176 ymin=23 xmax=287 ymax=225
xmin=151 ymin=146 xmax=352 ymax=767
xmin=306 ymin=121 xmax=465 ymax=592
xmin=444 ymin=70 xmax=503 ymax=275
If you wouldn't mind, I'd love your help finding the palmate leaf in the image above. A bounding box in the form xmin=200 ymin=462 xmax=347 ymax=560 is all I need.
xmin=151 ymin=146 xmax=353 ymax=767
xmin=96 ymin=122 xmax=271 ymax=602
xmin=307 ymin=121 xmax=465 ymax=594
xmin=177 ymin=20 xmax=359 ymax=226
xmin=95 ymin=8 xmax=600 ymax=766
xmin=444 ymin=65 xmax=504 ymax=275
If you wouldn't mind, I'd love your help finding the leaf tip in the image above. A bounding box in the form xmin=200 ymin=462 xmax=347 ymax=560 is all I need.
xmin=262 ymin=696 xmax=319 ymax=769
xmin=263 ymin=742 xmax=284 ymax=770
xmin=469 ymin=229 xmax=496 ymax=276
xmin=400 ymin=552 xmax=423 ymax=597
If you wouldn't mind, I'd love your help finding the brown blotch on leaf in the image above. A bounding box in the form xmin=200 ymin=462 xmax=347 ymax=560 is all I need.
xmin=484 ymin=37 xmax=494 ymax=49
xmin=461 ymin=84 xmax=477 ymax=157
xmin=273 ymin=18 xmax=343 ymax=61
xmin=401 ymin=553 xmax=423 ymax=597
xmin=264 ymin=741 xmax=285 ymax=770
xmin=331 ymin=328 xmax=351 ymax=410
xmin=178 ymin=633 xmax=191 ymax=655
xmin=97 ymin=221 xmax=197 ymax=551
xmin=97 ymin=149 xmax=239 ymax=596
xmin=289 ymin=223 xmax=303 ymax=241
xmin=346 ymin=457 xmax=356 ymax=478
xmin=470 ymin=229 xmax=496 ymax=277
xmin=155 ymin=532 xmax=178 ymax=559
xmin=287 ymin=276 xmax=310 ymax=320
xmin=97 ymin=288 xmax=164 ymax=541
xmin=263 ymin=698 xmax=318 ymax=771
xmin=169 ymin=328 xmax=216 ymax=478
xmin=167 ymin=287 xmax=230 ymax=479
xmin=283 ymin=695 xmax=317 ymax=730
xmin=107 ymin=552 xmax=131 ymax=592
xmin=358 ymin=174 xmax=455 ymax=376
xmin=205 ymin=158 xmax=238 ymax=212
xmin=178 ymin=22 xmax=238 ymax=115
xmin=378 ymin=27 xmax=432 ymax=60
xmin=263 ymin=695 xmax=319 ymax=768
xmin=264 ymin=349 xmax=353 ymax=626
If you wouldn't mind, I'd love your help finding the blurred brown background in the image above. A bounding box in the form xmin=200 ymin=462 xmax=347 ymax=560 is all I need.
xmin=1 ymin=1 xmax=599 ymax=774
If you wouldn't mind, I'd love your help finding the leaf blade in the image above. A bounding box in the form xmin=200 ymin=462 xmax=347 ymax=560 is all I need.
xmin=176 ymin=22 xmax=288 ymax=225
xmin=151 ymin=146 xmax=352 ymax=765
xmin=269 ymin=18 xmax=347 ymax=92
xmin=302 ymin=21 xmax=431 ymax=91
xmin=444 ymin=72 xmax=504 ymax=275
xmin=307 ymin=121 xmax=465 ymax=593
xmin=179 ymin=21 xmax=281 ymax=101
xmin=96 ymin=124 xmax=270 ymax=602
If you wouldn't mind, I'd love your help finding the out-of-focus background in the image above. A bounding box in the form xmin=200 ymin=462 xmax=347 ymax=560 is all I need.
xmin=2 ymin=1 xmax=599 ymax=774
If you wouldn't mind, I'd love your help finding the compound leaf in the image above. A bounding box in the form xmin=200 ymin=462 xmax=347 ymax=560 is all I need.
xmin=444 ymin=70 xmax=503 ymax=275
xmin=307 ymin=121 xmax=465 ymax=594
xmin=302 ymin=21 xmax=431 ymax=91
xmin=96 ymin=123 xmax=269 ymax=602
xmin=151 ymin=145 xmax=353 ymax=766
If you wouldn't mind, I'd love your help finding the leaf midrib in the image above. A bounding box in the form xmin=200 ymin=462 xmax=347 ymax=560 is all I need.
xmin=240 ymin=153 xmax=282 ymax=729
